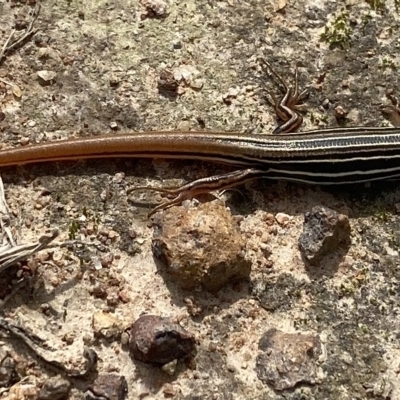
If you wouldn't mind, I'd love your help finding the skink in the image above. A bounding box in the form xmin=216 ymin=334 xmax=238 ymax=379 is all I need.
xmin=0 ymin=62 xmax=398 ymax=214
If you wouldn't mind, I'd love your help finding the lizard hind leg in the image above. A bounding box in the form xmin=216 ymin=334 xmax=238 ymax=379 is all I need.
xmin=129 ymin=168 xmax=266 ymax=217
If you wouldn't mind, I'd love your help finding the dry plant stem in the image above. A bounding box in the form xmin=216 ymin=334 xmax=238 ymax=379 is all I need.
xmin=0 ymin=229 xmax=60 ymax=274
xmin=0 ymin=30 xmax=16 ymax=64
xmin=0 ymin=3 xmax=41 ymax=65
xmin=0 ymin=177 xmax=15 ymax=247
xmin=0 ymin=317 xmax=98 ymax=377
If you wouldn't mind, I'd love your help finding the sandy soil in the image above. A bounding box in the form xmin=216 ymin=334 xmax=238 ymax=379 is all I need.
xmin=1 ymin=1 xmax=400 ymax=399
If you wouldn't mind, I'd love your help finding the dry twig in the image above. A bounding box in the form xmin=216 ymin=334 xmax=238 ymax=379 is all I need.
xmin=0 ymin=317 xmax=98 ymax=378
xmin=0 ymin=2 xmax=41 ymax=65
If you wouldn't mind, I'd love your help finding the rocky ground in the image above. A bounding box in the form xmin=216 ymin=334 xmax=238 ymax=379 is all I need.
xmin=1 ymin=0 xmax=400 ymax=399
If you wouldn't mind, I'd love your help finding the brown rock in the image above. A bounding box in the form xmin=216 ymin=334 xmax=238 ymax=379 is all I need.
xmin=86 ymin=374 xmax=128 ymax=400
xmin=129 ymin=315 xmax=195 ymax=365
xmin=0 ymin=354 xmax=17 ymax=387
xmin=92 ymin=312 xmax=124 ymax=340
xmin=151 ymin=202 xmax=251 ymax=291
xmin=298 ymin=205 xmax=350 ymax=265
xmin=8 ymin=382 xmax=39 ymax=399
xmin=275 ymin=212 xmax=292 ymax=226
xmin=141 ymin=0 xmax=168 ymax=18
xmin=163 ymin=382 xmax=179 ymax=397
xmin=157 ymin=69 xmax=179 ymax=97
xmin=37 ymin=70 xmax=57 ymax=85
xmin=39 ymin=375 xmax=71 ymax=400
xmin=256 ymin=328 xmax=324 ymax=391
